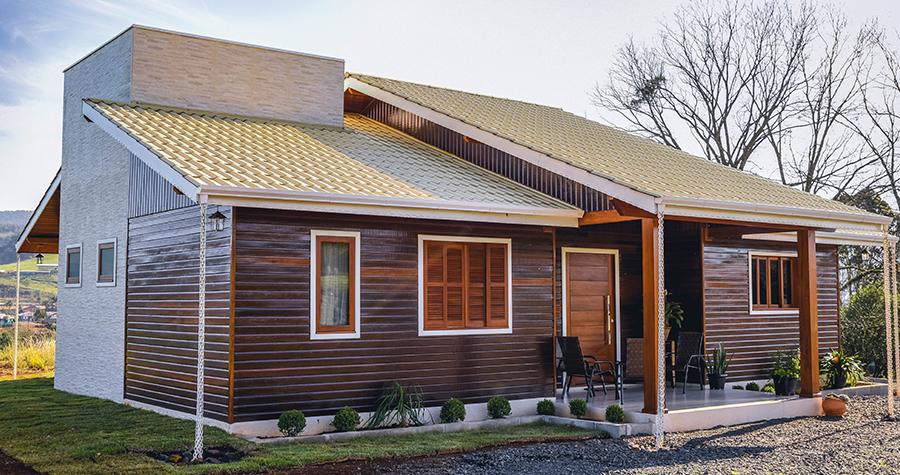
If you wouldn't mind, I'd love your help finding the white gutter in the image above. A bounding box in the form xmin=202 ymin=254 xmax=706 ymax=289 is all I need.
xmin=15 ymin=170 xmax=61 ymax=253
xmin=745 ymin=231 xmax=899 ymax=246
xmin=345 ymin=76 xmax=659 ymax=213
xmin=83 ymin=100 xmax=201 ymax=199
xmin=200 ymin=185 xmax=584 ymax=228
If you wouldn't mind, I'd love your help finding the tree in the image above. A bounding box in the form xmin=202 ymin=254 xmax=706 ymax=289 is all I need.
xmin=592 ymin=0 xmax=816 ymax=170
xmin=836 ymin=188 xmax=898 ymax=292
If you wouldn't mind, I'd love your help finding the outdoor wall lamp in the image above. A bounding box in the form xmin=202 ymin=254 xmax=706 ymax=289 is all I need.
xmin=861 ymin=247 xmax=871 ymax=263
xmin=208 ymin=210 xmax=227 ymax=232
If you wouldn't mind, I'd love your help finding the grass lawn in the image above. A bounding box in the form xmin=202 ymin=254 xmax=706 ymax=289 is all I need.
xmin=0 ymin=378 xmax=609 ymax=475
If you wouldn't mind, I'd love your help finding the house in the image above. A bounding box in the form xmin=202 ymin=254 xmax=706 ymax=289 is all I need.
xmin=16 ymin=25 xmax=895 ymax=436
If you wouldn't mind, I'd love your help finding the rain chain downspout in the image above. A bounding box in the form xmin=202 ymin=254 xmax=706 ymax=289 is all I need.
xmin=655 ymin=209 xmax=666 ymax=450
xmin=893 ymin=242 xmax=899 ymax=402
xmin=13 ymin=254 xmax=20 ymax=380
xmin=884 ymin=233 xmax=895 ymax=417
xmin=194 ymin=200 xmax=208 ymax=462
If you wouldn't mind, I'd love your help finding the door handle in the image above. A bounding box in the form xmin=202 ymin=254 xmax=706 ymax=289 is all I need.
xmin=605 ymin=295 xmax=612 ymax=345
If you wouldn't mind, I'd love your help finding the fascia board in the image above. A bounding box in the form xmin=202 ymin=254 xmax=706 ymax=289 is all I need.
xmin=744 ymin=231 xmax=899 ymax=246
xmin=200 ymin=185 xmax=582 ymax=228
xmin=344 ymin=77 xmax=658 ymax=212
xmin=15 ymin=170 xmax=61 ymax=252
xmin=82 ymin=101 xmax=201 ymax=200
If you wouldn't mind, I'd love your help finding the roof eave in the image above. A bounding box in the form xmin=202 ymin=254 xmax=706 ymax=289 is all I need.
xmin=199 ymin=185 xmax=583 ymax=228
xmin=16 ymin=169 xmax=61 ymax=253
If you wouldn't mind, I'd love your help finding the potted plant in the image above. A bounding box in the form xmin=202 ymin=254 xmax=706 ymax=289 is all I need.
xmin=770 ymin=349 xmax=800 ymax=396
xmin=707 ymin=343 xmax=730 ymax=389
xmin=664 ymin=290 xmax=684 ymax=340
xmin=822 ymin=393 xmax=850 ymax=417
xmin=820 ymin=349 xmax=864 ymax=389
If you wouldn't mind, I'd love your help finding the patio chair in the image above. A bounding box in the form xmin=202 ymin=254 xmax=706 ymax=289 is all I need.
xmin=557 ymin=336 xmax=618 ymax=398
xmin=667 ymin=331 xmax=706 ymax=393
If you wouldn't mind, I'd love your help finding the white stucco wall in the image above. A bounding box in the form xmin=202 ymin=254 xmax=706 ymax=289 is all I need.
xmin=56 ymin=30 xmax=133 ymax=402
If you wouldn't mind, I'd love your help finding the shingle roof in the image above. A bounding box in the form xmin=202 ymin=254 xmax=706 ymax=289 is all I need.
xmin=86 ymin=100 xmax=575 ymax=210
xmin=348 ymin=73 xmax=875 ymax=219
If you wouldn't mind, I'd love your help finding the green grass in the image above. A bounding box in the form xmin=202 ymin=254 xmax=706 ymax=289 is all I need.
xmin=0 ymin=378 xmax=609 ymax=475
xmin=0 ymin=254 xmax=59 ymax=272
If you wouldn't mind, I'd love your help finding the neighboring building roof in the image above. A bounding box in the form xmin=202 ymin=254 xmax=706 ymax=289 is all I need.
xmin=346 ymin=74 xmax=891 ymax=233
xmin=83 ymin=100 xmax=581 ymax=227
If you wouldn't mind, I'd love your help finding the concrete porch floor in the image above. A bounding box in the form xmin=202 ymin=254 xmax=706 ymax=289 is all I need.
xmin=556 ymin=382 xmax=821 ymax=433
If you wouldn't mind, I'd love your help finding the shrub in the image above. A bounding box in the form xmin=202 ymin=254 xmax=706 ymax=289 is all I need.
xmin=368 ymin=381 xmax=428 ymax=428
xmin=277 ymin=410 xmax=306 ymax=437
xmin=732 ymin=384 xmax=744 ymax=390
xmin=331 ymin=407 xmax=360 ymax=432
xmin=746 ymin=382 xmax=760 ymax=391
xmin=605 ymin=404 xmax=625 ymax=423
xmin=440 ymin=398 xmax=466 ymax=423
xmin=569 ymin=398 xmax=587 ymax=419
xmin=762 ymin=383 xmax=775 ymax=393
xmin=487 ymin=396 xmax=511 ymax=419
xmin=536 ymin=399 xmax=556 ymax=416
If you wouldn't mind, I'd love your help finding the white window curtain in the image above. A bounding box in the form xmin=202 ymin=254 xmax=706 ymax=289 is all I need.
xmin=319 ymin=241 xmax=350 ymax=326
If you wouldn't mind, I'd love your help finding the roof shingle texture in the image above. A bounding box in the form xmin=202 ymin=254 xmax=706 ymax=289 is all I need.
xmin=349 ymin=73 xmax=872 ymax=217
xmin=87 ymin=100 xmax=574 ymax=210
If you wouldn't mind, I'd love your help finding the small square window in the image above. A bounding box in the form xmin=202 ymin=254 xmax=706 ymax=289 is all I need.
xmin=98 ymin=240 xmax=116 ymax=285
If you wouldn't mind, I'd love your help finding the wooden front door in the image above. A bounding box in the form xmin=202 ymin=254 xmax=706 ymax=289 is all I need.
xmin=565 ymin=251 xmax=616 ymax=363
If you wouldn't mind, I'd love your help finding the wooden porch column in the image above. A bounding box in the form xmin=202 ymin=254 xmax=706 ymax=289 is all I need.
xmin=642 ymin=217 xmax=661 ymax=413
xmin=798 ymin=229 xmax=820 ymax=398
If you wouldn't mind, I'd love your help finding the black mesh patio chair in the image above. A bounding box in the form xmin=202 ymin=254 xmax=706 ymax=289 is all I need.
xmin=667 ymin=331 xmax=706 ymax=393
xmin=557 ymin=336 xmax=618 ymax=398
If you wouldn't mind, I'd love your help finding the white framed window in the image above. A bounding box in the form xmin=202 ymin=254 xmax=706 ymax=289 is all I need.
xmin=309 ymin=230 xmax=361 ymax=340
xmin=97 ymin=238 xmax=117 ymax=287
xmin=748 ymin=251 xmax=799 ymax=315
xmin=418 ymin=235 xmax=513 ymax=336
xmin=65 ymin=243 xmax=82 ymax=288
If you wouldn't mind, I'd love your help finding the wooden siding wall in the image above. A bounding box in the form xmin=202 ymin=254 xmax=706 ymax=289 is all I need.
xmin=232 ymin=208 xmax=555 ymax=422
xmin=125 ymin=205 xmax=233 ymax=421
xmin=127 ymin=153 xmax=194 ymax=218
xmin=555 ymin=222 xmax=644 ymax=368
xmin=703 ymin=238 xmax=840 ymax=380
xmin=356 ymin=99 xmax=613 ymax=212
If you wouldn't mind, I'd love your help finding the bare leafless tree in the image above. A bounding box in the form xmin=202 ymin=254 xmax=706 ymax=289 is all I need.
xmin=592 ymin=0 xmax=816 ymax=170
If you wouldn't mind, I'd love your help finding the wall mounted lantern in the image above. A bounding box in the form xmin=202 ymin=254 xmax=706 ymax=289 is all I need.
xmin=208 ymin=210 xmax=227 ymax=232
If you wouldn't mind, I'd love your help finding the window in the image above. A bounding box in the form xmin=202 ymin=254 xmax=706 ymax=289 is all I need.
xmin=418 ymin=236 xmax=511 ymax=335
xmin=97 ymin=239 xmax=116 ymax=286
xmin=65 ymin=244 xmax=82 ymax=287
xmin=750 ymin=254 xmax=797 ymax=311
xmin=310 ymin=230 xmax=360 ymax=340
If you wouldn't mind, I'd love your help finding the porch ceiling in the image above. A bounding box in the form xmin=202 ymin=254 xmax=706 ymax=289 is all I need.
xmin=16 ymin=169 xmax=60 ymax=254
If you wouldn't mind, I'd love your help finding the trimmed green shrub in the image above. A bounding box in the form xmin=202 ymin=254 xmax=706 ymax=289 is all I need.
xmin=536 ymin=399 xmax=556 ymax=416
xmin=440 ymin=398 xmax=466 ymax=423
xmin=605 ymin=404 xmax=625 ymax=423
xmin=746 ymin=382 xmax=760 ymax=391
xmin=762 ymin=383 xmax=775 ymax=393
xmin=331 ymin=407 xmax=360 ymax=432
xmin=277 ymin=410 xmax=306 ymax=437
xmin=569 ymin=398 xmax=587 ymax=419
xmin=732 ymin=384 xmax=744 ymax=390
xmin=487 ymin=396 xmax=511 ymax=419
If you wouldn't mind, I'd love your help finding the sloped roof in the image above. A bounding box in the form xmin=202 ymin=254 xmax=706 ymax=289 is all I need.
xmin=85 ymin=100 xmax=575 ymax=212
xmin=347 ymin=74 xmax=882 ymax=223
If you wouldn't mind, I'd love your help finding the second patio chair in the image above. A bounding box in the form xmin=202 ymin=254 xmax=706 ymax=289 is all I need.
xmin=557 ymin=336 xmax=618 ymax=398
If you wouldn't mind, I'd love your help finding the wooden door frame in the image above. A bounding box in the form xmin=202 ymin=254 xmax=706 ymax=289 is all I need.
xmin=560 ymin=247 xmax=621 ymax=362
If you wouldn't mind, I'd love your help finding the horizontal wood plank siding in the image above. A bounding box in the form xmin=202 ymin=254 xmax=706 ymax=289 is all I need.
xmin=232 ymin=208 xmax=555 ymax=422
xmin=125 ymin=206 xmax=233 ymax=421
xmin=127 ymin=153 xmax=194 ymax=218
xmin=356 ymin=98 xmax=612 ymax=212
xmin=703 ymin=239 xmax=840 ymax=380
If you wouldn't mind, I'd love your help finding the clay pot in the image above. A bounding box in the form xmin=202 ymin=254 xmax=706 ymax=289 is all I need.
xmin=822 ymin=397 xmax=847 ymax=417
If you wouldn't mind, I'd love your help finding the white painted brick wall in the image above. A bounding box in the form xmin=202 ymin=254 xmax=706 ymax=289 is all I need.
xmin=56 ymin=30 xmax=133 ymax=403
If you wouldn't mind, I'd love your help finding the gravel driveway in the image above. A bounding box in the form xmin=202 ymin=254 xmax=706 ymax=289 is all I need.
xmin=358 ymin=395 xmax=900 ymax=475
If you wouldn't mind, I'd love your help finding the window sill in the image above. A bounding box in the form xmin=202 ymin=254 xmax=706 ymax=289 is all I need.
xmin=96 ymin=281 xmax=116 ymax=287
xmin=749 ymin=308 xmax=800 ymax=316
xmin=419 ymin=327 xmax=513 ymax=336
xmin=310 ymin=331 xmax=360 ymax=340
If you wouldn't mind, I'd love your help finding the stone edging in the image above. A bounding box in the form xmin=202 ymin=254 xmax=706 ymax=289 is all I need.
xmin=240 ymin=415 xmax=645 ymax=444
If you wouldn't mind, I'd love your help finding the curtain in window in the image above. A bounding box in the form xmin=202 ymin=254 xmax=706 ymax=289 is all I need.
xmin=319 ymin=241 xmax=350 ymax=326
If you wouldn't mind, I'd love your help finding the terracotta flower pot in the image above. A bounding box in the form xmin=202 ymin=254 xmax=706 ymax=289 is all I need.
xmin=822 ymin=397 xmax=847 ymax=417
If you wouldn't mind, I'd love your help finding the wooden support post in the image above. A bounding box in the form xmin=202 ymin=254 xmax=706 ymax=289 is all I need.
xmin=798 ymin=229 xmax=819 ymax=398
xmin=642 ymin=217 xmax=661 ymax=413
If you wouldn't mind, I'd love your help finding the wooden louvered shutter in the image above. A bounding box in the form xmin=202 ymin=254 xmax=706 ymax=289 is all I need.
xmin=486 ymin=244 xmax=508 ymax=327
xmin=445 ymin=244 xmax=465 ymax=327
xmin=466 ymin=243 xmax=486 ymax=328
xmin=424 ymin=242 xmax=445 ymax=329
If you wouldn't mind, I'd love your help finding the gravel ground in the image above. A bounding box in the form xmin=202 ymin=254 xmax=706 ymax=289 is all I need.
xmin=360 ymin=395 xmax=900 ymax=475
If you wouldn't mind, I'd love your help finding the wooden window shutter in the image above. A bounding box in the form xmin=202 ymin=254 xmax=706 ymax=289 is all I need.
xmin=445 ymin=244 xmax=465 ymax=327
xmin=487 ymin=244 xmax=508 ymax=327
xmin=425 ymin=242 xmax=446 ymax=329
xmin=466 ymin=243 xmax=486 ymax=328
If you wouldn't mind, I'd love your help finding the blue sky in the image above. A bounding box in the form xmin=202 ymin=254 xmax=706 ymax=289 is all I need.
xmin=0 ymin=0 xmax=896 ymax=211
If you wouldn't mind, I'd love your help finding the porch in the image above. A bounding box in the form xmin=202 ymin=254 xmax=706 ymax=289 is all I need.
xmin=556 ymin=383 xmax=820 ymax=433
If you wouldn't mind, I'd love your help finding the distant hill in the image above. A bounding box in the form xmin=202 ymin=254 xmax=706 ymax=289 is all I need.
xmin=0 ymin=210 xmax=32 ymax=266
xmin=0 ymin=211 xmax=31 ymax=227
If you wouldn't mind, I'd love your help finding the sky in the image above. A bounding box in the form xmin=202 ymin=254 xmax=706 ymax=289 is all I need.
xmin=0 ymin=0 xmax=897 ymax=212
